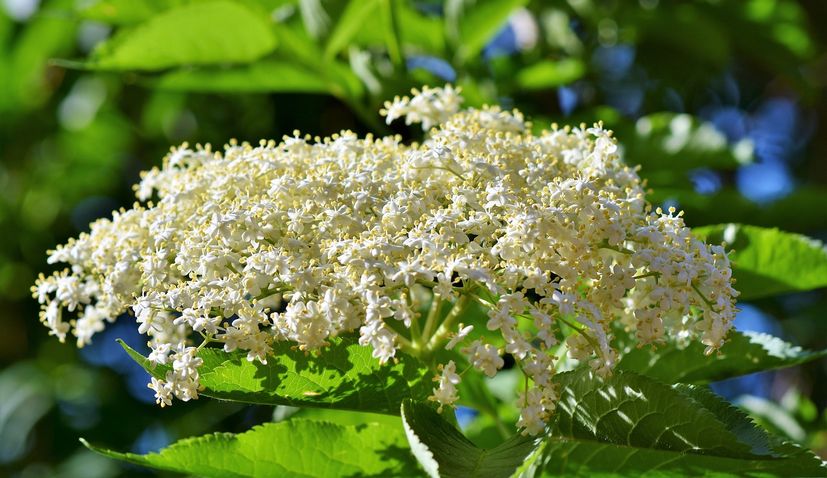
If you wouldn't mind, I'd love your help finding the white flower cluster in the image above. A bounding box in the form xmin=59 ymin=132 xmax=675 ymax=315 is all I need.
xmin=34 ymin=86 xmax=738 ymax=433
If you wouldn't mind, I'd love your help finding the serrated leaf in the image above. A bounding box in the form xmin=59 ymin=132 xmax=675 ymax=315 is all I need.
xmin=528 ymin=438 xmax=824 ymax=478
xmin=82 ymin=419 xmax=421 ymax=477
xmin=671 ymin=385 xmax=797 ymax=457
xmin=86 ymin=1 xmax=277 ymax=71
xmin=521 ymin=368 xmax=826 ymax=477
xmin=453 ymin=0 xmax=529 ymax=64
xmin=694 ymin=224 xmax=827 ymax=300
xmin=120 ymin=335 xmax=432 ymax=414
xmin=401 ymin=399 xmax=541 ymax=478
xmin=616 ymin=329 xmax=827 ymax=384
xmin=555 ymin=369 xmax=761 ymax=458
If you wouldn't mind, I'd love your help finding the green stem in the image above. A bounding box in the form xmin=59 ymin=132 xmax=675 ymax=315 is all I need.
xmin=421 ymin=294 xmax=444 ymax=343
xmin=426 ymin=294 xmax=471 ymax=352
xmin=691 ymin=282 xmax=715 ymax=308
xmin=599 ymin=240 xmax=635 ymax=255
xmin=409 ymin=300 xmax=422 ymax=346
xmin=633 ymin=271 xmax=660 ymax=280
xmin=556 ymin=315 xmax=600 ymax=352
xmin=254 ymin=284 xmax=291 ymax=301
xmin=395 ymin=332 xmax=415 ymax=353
xmin=407 ymin=291 xmax=422 ymax=350
xmin=197 ymin=335 xmax=216 ymax=351
xmin=522 ymin=372 xmax=529 ymax=407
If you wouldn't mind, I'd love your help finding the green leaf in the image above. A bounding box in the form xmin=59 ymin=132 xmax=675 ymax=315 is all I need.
xmin=673 ymin=384 xmax=784 ymax=454
xmin=77 ymin=0 xmax=294 ymax=25
xmin=324 ymin=0 xmax=382 ymax=60
xmin=292 ymin=407 xmax=403 ymax=428
xmin=532 ymin=437 xmax=824 ymax=477
xmin=87 ymin=1 xmax=277 ymax=71
xmin=396 ymin=2 xmax=445 ymax=54
xmin=515 ymin=59 xmax=585 ymax=90
xmin=316 ymin=1 xmax=443 ymax=56
xmin=522 ymin=368 xmax=826 ymax=477
xmin=401 ymin=400 xmax=540 ymax=478
xmin=120 ymin=335 xmax=432 ymax=414
xmin=617 ymin=329 xmax=827 ymax=384
xmin=82 ymin=419 xmax=421 ymax=477
xmin=620 ymin=113 xmax=753 ymax=177
xmin=554 ymin=369 xmax=765 ymax=458
xmin=268 ymin=24 xmax=366 ymax=99
xmin=76 ymin=0 xmax=185 ymax=25
xmin=152 ymin=61 xmax=329 ymax=93
xmin=694 ymin=224 xmax=827 ymax=300
xmin=453 ymin=0 xmax=529 ymax=64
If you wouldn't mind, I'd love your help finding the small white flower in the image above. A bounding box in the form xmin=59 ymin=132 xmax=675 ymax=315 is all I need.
xmin=461 ymin=340 xmax=503 ymax=377
xmin=445 ymin=323 xmax=474 ymax=350
xmin=148 ymin=377 xmax=173 ymax=407
xmin=429 ymin=360 xmax=461 ymax=412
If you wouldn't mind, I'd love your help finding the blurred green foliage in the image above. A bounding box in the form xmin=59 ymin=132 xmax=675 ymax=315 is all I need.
xmin=2 ymin=0 xmax=827 ymax=476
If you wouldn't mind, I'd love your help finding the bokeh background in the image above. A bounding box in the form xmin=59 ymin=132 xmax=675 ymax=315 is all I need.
xmin=2 ymin=0 xmax=827 ymax=476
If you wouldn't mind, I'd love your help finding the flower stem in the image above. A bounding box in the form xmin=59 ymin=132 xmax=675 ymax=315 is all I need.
xmin=426 ymin=294 xmax=471 ymax=352
xmin=691 ymin=282 xmax=715 ymax=308
xmin=599 ymin=240 xmax=635 ymax=255
xmin=395 ymin=333 xmax=415 ymax=354
xmin=421 ymin=293 xmax=443 ymax=343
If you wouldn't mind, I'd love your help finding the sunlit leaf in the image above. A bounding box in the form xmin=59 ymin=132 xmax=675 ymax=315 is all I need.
xmin=616 ymin=329 xmax=827 ymax=383
xmin=83 ymin=419 xmax=421 ymax=477
xmin=694 ymin=224 xmax=827 ymax=300
xmin=77 ymin=0 xmax=295 ymax=24
xmin=77 ymin=0 xmax=184 ymax=25
xmin=120 ymin=335 xmax=432 ymax=414
xmin=521 ymin=368 xmax=826 ymax=477
xmin=153 ymin=61 xmax=328 ymax=93
xmin=87 ymin=1 xmax=277 ymax=71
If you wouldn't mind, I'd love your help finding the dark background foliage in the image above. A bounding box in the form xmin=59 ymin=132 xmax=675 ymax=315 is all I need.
xmin=1 ymin=0 xmax=826 ymax=476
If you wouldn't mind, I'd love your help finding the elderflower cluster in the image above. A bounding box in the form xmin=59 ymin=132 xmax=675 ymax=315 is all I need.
xmin=33 ymin=86 xmax=738 ymax=434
